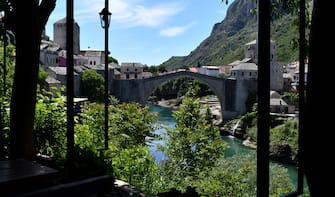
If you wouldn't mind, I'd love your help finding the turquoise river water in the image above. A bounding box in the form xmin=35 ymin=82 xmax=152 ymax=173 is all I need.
xmin=147 ymin=104 xmax=300 ymax=188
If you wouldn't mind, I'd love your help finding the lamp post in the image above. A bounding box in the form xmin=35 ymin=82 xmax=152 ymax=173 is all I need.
xmin=99 ymin=0 xmax=111 ymax=150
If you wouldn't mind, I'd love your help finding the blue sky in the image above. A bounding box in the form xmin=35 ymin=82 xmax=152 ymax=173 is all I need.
xmin=45 ymin=0 xmax=230 ymax=66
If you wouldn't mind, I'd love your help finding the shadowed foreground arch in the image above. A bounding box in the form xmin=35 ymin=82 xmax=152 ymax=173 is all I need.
xmin=112 ymin=71 xmax=256 ymax=121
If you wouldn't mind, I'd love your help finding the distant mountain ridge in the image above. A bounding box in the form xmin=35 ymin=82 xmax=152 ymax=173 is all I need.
xmin=161 ymin=0 xmax=298 ymax=70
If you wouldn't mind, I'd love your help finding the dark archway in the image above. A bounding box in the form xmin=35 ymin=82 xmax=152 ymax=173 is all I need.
xmin=148 ymin=77 xmax=220 ymax=120
xmin=143 ymin=72 xmax=226 ymax=120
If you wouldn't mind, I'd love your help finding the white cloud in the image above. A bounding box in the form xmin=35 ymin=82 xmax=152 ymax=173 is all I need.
xmin=114 ymin=2 xmax=183 ymax=27
xmin=56 ymin=0 xmax=184 ymax=28
xmin=160 ymin=24 xmax=193 ymax=37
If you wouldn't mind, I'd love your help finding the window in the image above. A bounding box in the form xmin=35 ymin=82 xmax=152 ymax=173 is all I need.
xmin=126 ymin=74 xmax=129 ymax=79
xmin=249 ymin=72 xmax=252 ymax=76
xmin=135 ymin=74 xmax=138 ymax=79
xmin=135 ymin=68 xmax=138 ymax=72
xmin=94 ymin=61 xmax=96 ymax=65
xmin=90 ymin=61 xmax=92 ymax=65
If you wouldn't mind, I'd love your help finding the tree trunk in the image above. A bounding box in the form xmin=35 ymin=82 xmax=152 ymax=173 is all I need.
xmin=8 ymin=0 xmax=56 ymax=160
xmin=9 ymin=3 xmax=41 ymax=160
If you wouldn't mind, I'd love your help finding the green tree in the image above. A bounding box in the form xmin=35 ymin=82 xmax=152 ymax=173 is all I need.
xmin=0 ymin=44 xmax=15 ymax=159
xmin=38 ymin=66 xmax=49 ymax=89
xmin=75 ymin=103 xmax=105 ymax=148
xmin=108 ymin=56 xmax=118 ymax=64
xmin=106 ymin=145 xmax=158 ymax=194
xmin=270 ymin=120 xmax=299 ymax=162
xmin=75 ymin=102 xmax=159 ymax=193
xmin=160 ymin=95 xmax=225 ymax=191
xmin=109 ymin=102 xmax=157 ymax=149
xmin=34 ymin=89 xmax=67 ymax=159
xmin=282 ymin=92 xmax=299 ymax=107
xmin=0 ymin=44 xmax=15 ymax=98
xmin=196 ymin=154 xmax=294 ymax=196
xmin=81 ymin=69 xmax=104 ymax=102
xmin=152 ymin=78 xmax=213 ymax=101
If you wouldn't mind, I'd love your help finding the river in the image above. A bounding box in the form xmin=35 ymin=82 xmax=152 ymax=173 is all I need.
xmin=147 ymin=104 xmax=300 ymax=188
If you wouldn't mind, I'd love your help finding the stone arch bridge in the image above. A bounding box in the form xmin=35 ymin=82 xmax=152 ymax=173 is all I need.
xmin=111 ymin=71 xmax=256 ymax=121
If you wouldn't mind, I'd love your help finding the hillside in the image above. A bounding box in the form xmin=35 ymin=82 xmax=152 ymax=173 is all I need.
xmin=161 ymin=0 xmax=298 ymax=71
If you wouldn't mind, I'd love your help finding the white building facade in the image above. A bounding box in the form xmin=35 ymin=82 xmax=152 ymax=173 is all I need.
xmin=80 ymin=49 xmax=105 ymax=66
xmin=199 ymin=66 xmax=220 ymax=76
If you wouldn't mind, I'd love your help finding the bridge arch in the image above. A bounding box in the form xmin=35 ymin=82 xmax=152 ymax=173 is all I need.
xmin=142 ymin=72 xmax=226 ymax=118
xmin=111 ymin=71 xmax=255 ymax=121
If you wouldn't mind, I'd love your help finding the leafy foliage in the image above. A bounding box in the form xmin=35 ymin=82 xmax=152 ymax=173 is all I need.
xmin=143 ymin=64 xmax=167 ymax=75
xmin=0 ymin=95 xmax=10 ymax=158
xmin=108 ymin=56 xmax=118 ymax=64
xmin=74 ymin=101 xmax=159 ymax=193
xmin=151 ymin=78 xmax=213 ymax=101
xmin=38 ymin=66 xmax=49 ymax=89
xmin=196 ymin=154 xmax=294 ymax=196
xmin=0 ymin=44 xmax=15 ymax=158
xmin=282 ymin=92 xmax=299 ymax=107
xmin=270 ymin=120 xmax=299 ymax=161
xmin=226 ymin=110 xmax=299 ymax=163
xmin=34 ymin=95 xmax=160 ymax=184
xmin=0 ymin=44 xmax=15 ymax=98
xmin=159 ymin=94 xmax=226 ymax=191
xmin=34 ymin=89 xmax=67 ymax=159
xmin=80 ymin=69 xmax=104 ymax=102
xmin=105 ymin=145 xmax=158 ymax=193
xmin=109 ymin=102 xmax=157 ymax=149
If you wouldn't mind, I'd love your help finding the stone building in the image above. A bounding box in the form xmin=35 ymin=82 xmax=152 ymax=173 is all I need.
xmin=230 ymin=63 xmax=258 ymax=80
xmin=53 ymin=17 xmax=80 ymax=55
xmin=58 ymin=50 xmax=88 ymax=67
xmin=120 ymin=63 xmax=144 ymax=79
xmin=244 ymin=39 xmax=283 ymax=91
xmin=46 ymin=66 xmax=81 ymax=96
xmin=80 ymin=49 xmax=106 ymax=66
xmin=40 ymin=40 xmax=60 ymax=67
xmin=199 ymin=66 xmax=220 ymax=76
xmin=245 ymin=40 xmax=277 ymax=63
xmin=269 ymin=91 xmax=295 ymax=114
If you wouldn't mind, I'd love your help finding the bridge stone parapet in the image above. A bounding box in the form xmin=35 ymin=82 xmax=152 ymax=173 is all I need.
xmin=111 ymin=71 xmax=256 ymax=121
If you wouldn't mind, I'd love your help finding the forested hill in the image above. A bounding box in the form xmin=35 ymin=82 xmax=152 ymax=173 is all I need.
xmin=161 ymin=0 xmax=298 ymax=71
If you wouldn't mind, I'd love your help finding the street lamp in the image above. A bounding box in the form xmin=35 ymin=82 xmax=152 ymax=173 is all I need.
xmin=99 ymin=0 xmax=111 ymax=150
xmin=99 ymin=7 xmax=111 ymax=29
